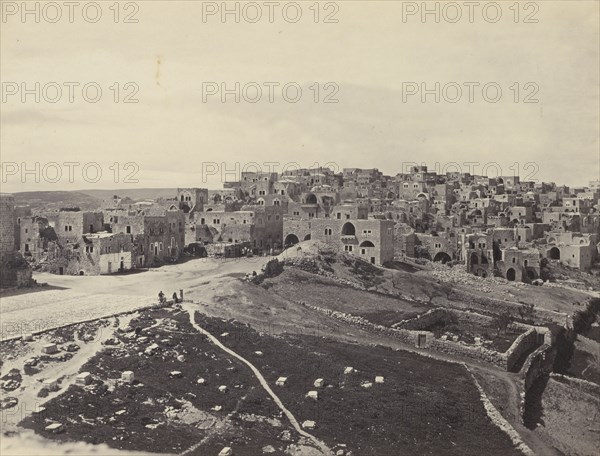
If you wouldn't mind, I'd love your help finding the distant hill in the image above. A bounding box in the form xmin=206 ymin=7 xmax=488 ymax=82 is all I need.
xmin=12 ymin=188 xmax=179 ymax=211
xmin=82 ymin=188 xmax=177 ymax=200
xmin=13 ymin=191 xmax=102 ymax=210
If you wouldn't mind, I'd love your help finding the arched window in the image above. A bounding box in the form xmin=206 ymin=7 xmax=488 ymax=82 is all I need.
xmin=341 ymin=222 xmax=356 ymax=236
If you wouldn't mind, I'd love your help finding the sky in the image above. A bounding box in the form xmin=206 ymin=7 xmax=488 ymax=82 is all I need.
xmin=1 ymin=0 xmax=599 ymax=193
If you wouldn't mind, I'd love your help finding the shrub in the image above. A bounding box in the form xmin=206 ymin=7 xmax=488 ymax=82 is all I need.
xmin=262 ymin=259 xmax=284 ymax=278
xmin=572 ymin=298 xmax=600 ymax=334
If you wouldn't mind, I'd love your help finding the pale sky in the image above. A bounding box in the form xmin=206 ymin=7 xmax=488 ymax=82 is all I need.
xmin=1 ymin=0 xmax=599 ymax=192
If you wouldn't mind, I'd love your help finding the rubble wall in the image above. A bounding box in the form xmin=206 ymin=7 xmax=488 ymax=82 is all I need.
xmin=505 ymin=328 xmax=539 ymax=372
xmin=522 ymin=344 xmax=557 ymax=392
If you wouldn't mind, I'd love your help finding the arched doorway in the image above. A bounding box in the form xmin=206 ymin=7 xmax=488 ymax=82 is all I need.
xmin=304 ymin=234 xmax=311 ymax=241
xmin=470 ymin=253 xmax=479 ymax=265
xmin=284 ymin=234 xmax=300 ymax=246
xmin=549 ymin=247 xmax=560 ymax=260
xmin=341 ymin=222 xmax=356 ymax=236
xmin=433 ymin=252 xmax=451 ymax=264
xmin=305 ymin=193 xmax=318 ymax=204
xmin=506 ymin=268 xmax=516 ymax=281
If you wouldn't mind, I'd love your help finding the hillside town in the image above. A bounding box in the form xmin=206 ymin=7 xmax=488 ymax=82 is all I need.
xmin=1 ymin=166 xmax=599 ymax=286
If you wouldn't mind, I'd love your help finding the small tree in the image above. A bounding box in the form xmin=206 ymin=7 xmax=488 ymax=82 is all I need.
xmin=493 ymin=310 xmax=513 ymax=337
xmin=518 ymin=303 xmax=536 ymax=323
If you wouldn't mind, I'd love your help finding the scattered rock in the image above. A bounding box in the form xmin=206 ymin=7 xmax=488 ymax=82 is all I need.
xmin=121 ymin=371 xmax=135 ymax=384
xmin=45 ymin=423 xmax=64 ymax=433
xmin=42 ymin=343 xmax=58 ymax=354
xmin=302 ymin=420 xmax=316 ymax=430
xmin=306 ymin=390 xmax=318 ymax=400
xmin=76 ymin=372 xmax=92 ymax=386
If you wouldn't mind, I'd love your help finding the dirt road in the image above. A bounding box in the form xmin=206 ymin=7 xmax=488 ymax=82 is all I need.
xmin=1 ymin=257 xmax=268 ymax=341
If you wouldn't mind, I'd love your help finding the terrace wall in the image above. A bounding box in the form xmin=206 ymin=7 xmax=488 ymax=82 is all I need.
xmin=304 ymin=303 xmax=530 ymax=369
xmin=505 ymin=328 xmax=539 ymax=372
xmin=392 ymin=308 xmax=455 ymax=330
xmin=522 ymin=344 xmax=557 ymax=392
xmin=447 ymin=288 xmax=569 ymax=326
xmin=549 ymin=373 xmax=600 ymax=397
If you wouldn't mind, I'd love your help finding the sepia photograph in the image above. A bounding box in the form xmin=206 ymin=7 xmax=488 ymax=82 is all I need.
xmin=0 ymin=1 xmax=599 ymax=455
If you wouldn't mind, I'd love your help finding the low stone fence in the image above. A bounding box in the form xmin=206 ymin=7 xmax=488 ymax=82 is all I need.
xmin=393 ymin=307 xmax=545 ymax=371
xmin=392 ymin=308 xmax=454 ymax=330
xmin=518 ymin=344 xmax=558 ymax=423
xmin=522 ymin=344 xmax=557 ymax=392
xmin=505 ymin=328 xmax=539 ymax=372
xmin=448 ymin=288 xmax=569 ymax=326
xmin=303 ymin=303 xmax=547 ymax=370
xmin=549 ymin=373 xmax=600 ymax=397
xmin=466 ymin=365 xmax=535 ymax=456
xmin=429 ymin=337 xmax=506 ymax=368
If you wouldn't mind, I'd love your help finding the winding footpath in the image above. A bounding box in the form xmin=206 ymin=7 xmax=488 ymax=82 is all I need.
xmin=182 ymin=303 xmax=333 ymax=456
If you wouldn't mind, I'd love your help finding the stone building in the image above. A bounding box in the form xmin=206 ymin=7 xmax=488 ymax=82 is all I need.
xmin=496 ymin=248 xmax=541 ymax=282
xmin=188 ymin=205 xmax=283 ymax=253
xmin=415 ymin=232 xmax=459 ymax=263
xmin=283 ymin=216 xmax=394 ymax=265
xmin=39 ymin=209 xmax=105 ymax=244
xmin=239 ymin=172 xmax=277 ymax=198
xmin=177 ymin=188 xmax=208 ymax=213
xmin=14 ymin=205 xmax=32 ymax=251
xmin=20 ymin=216 xmax=58 ymax=261
xmin=105 ymin=204 xmax=185 ymax=268
xmin=545 ymin=231 xmax=598 ymax=271
xmin=0 ymin=193 xmax=33 ymax=287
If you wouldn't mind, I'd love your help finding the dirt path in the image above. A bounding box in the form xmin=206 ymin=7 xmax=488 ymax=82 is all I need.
xmin=182 ymin=303 xmax=333 ymax=456
xmin=191 ymin=279 xmax=563 ymax=456
xmin=1 ymin=257 xmax=269 ymax=341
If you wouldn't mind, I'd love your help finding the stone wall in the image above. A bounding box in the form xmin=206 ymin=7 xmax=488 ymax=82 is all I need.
xmin=283 ymin=218 xmax=312 ymax=245
xmin=448 ymin=288 xmax=569 ymax=326
xmin=549 ymin=373 xmax=600 ymax=397
xmin=393 ymin=308 xmax=454 ymax=330
xmin=429 ymin=338 xmax=507 ymax=368
xmin=522 ymin=344 xmax=556 ymax=392
xmin=518 ymin=344 xmax=558 ymax=423
xmin=0 ymin=253 xmax=33 ymax=288
xmin=305 ymin=303 xmax=512 ymax=369
xmin=0 ymin=194 xmax=16 ymax=259
xmin=505 ymin=328 xmax=539 ymax=372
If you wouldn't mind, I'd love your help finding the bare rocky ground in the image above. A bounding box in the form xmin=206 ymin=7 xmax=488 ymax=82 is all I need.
xmin=1 ymin=242 xmax=598 ymax=455
xmin=530 ymin=377 xmax=600 ymax=456
xmin=3 ymin=305 xmax=520 ymax=456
